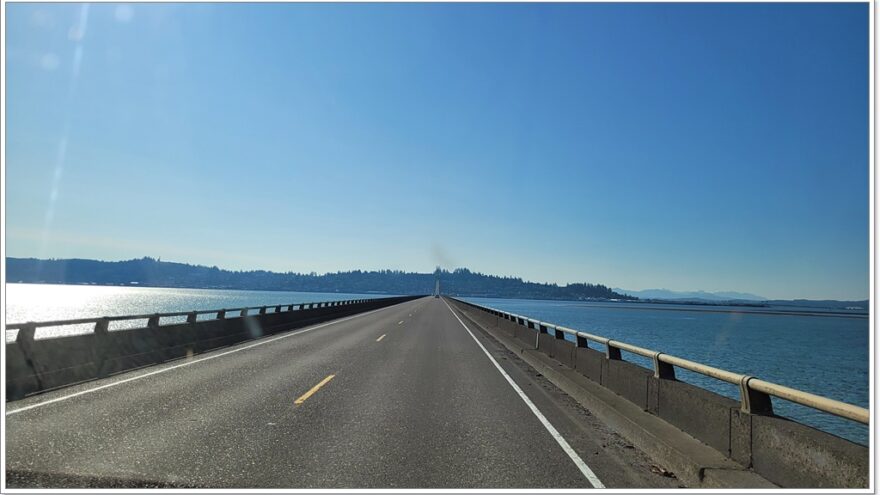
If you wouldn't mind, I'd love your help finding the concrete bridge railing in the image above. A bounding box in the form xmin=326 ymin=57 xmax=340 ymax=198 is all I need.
xmin=449 ymin=297 xmax=868 ymax=488
xmin=6 ymin=295 xmax=422 ymax=401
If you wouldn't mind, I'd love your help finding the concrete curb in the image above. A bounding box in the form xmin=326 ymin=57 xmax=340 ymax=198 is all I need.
xmin=450 ymin=301 xmax=778 ymax=489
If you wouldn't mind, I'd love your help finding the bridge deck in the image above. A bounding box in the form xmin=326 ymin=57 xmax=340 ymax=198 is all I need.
xmin=5 ymin=297 xmax=679 ymax=488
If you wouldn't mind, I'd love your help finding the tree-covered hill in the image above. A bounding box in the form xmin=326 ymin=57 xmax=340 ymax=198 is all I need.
xmin=6 ymin=257 xmax=636 ymax=301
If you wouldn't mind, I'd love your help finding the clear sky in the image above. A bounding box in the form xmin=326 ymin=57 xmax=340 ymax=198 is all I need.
xmin=4 ymin=3 xmax=870 ymax=300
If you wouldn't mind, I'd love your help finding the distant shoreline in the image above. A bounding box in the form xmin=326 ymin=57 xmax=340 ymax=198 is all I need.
xmin=4 ymin=257 xmax=635 ymax=302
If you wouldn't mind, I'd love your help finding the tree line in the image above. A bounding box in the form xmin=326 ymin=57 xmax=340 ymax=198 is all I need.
xmin=6 ymin=257 xmax=636 ymax=301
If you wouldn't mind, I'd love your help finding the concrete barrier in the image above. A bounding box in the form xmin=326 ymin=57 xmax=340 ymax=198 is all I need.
xmin=574 ymin=347 xmax=604 ymax=383
xmin=749 ymin=413 xmax=870 ymax=488
xmin=536 ymin=333 xmax=557 ymax=357
xmin=553 ymin=339 xmax=577 ymax=368
xmin=655 ymin=378 xmax=738 ymax=456
xmin=512 ymin=322 xmax=535 ymax=347
xmin=448 ymin=297 xmax=868 ymax=488
xmin=7 ymin=296 xmax=420 ymax=400
xmin=602 ymin=358 xmax=652 ymax=410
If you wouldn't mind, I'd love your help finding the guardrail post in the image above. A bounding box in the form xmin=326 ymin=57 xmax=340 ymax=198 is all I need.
xmin=93 ymin=317 xmax=111 ymax=377
xmin=606 ymin=342 xmax=622 ymax=360
xmin=187 ymin=312 xmax=198 ymax=324
xmin=147 ymin=314 xmax=161 ymax=328
xmin=259 ymin=307 xmax=267 ymax=315
xmin=94 ymin=317 xmax=110 ymax=335
xmin=652 ymin=353 xmax=675 ymax=379
xmin=275 ymin=306 xmax=282 ymax=313
xmin=216 ymin=309 xmax=226 ymax=320
xmin=240 ymin=308 xmax=249 ymax=317
xmin=17 ymin=323 xmax=36 ymax=344
xmin=554 ymin=327 xmax=565 ymax=339
xmin=14 ymin=322 xmax=44 ymax=391
xmin=739 ymin=376 xmax=773 ymax=415
xmin=299 ymin=304 xmax=306 ymax=310
xmin=287 ymin=305 xmax=294 ymax=311
xmin=576 ymin=334 xmax=589 ymax=348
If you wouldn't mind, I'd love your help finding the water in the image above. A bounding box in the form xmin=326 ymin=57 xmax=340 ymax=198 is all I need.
xmin=463 ymin=297 xmax=869 ymax=446
xmin=5 ymin=283 xmax=386 ymax=341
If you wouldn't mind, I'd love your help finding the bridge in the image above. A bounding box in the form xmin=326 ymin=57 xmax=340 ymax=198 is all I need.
xmin=4 ymin=296 xmax=869 ymax=488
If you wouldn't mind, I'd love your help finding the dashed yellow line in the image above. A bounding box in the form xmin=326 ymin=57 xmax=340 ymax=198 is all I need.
xmin=294 ymin=374 xmax=335 ymax=405
xmin=376 ymin=334 xmax=386 ymax=342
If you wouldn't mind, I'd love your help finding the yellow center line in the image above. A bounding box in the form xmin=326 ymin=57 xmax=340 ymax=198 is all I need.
xmin=376 ymin=334 xmax=386 ymax=342
xmin=294 ymin=374 xmax=335 ymax=406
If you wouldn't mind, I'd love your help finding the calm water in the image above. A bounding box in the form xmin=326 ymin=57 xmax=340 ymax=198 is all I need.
xmin=463 ymin=296 xmax=870 ymax=446
xmin=4 ymin=284 xmax=869 ymax=445
xmin=5 ymin=284 xmax=386 ymax=341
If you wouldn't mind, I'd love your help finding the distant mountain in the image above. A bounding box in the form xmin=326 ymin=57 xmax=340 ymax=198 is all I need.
xmin=614 ymin=287 xmax=867 ymax=311
xmin=614 ymin=288 xmax=766 ymax=301
xmin=6 ymin=257 xmax=636 ymax=302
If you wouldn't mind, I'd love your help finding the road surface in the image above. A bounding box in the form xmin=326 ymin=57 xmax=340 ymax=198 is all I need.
xmin=6 ymin=297 xmax=681 ymax=488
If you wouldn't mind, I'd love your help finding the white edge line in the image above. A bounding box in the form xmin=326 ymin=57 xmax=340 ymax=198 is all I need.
xmin=6 ymin=304 xmax=401 ymax=416
xmin=442 ymin=298 xmax=605 ymax=489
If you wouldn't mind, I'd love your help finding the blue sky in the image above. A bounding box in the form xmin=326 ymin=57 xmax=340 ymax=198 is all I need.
xmin=4 ymin=3 xmax=869 ymax=300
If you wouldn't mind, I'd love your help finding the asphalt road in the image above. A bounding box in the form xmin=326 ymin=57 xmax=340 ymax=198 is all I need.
xmin=5 ymin=297 xmax=681 ymax=488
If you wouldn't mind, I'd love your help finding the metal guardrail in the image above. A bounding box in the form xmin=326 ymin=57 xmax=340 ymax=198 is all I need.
xmin=5 ymin=298 xmax=376 ymax=343
xmin=454 ymin=298 xmax=870 ymax=425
